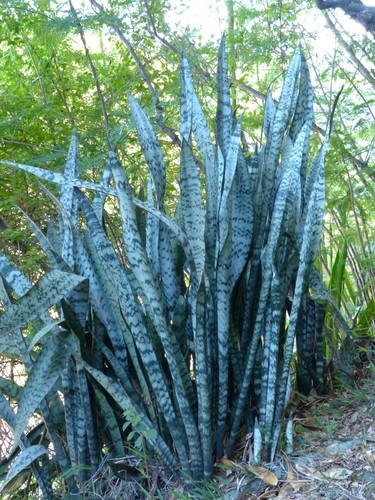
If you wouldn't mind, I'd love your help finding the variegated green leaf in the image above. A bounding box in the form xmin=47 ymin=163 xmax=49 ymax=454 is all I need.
xmin=12 ymin=332 xmax=77 ymax=452
xmin=0 ymin=392 xmax=16 ymax=428
xmin=1 ymin=161 xmax=195 ymax=269
xmin=217 ymin=121 xmax=242 ymax=257
xmin=263 ymin=93 xmax=276 ymax=139
xmin=59 ymin=129 xmax=79 ymax=218
xmin=92 ymin=160 xmax=112 ymax=221
xmin=215 ymin=242 xmax=232 ymax=457
xmin=94 ymin=388 xmax=125 ymax=457
xmin=146 ymin=175 xmax=160 ymax=276
xmin=309 ymin=268 xmax=352 ymax=337
xmin=111 ymin=151 xmax=202 ymax=478
xmin=304 ymin=135 xmax=329 ymax=208
xmin=117 ymin=277 xmax=191 ymax=474
xmin=289 ymin=51 xmax=313 ymax=183
xmin=259 ymin=274 xmax=282 ymax=449
xmin=229 ymin=152 xmax=253 ymax=288
xmin=77 ymin=362 xmax=99 ymax=469
xmin=61 ymin=359 xmax=81 ymax=468
xmin=227 ymin=119 xmax=308 ymax=457
xmin=273 ymin=46 xmax=301 ymax=138
xmin=0 ymin=270 xmax=86 ymax=343
xmin=194 ymin=284 xmax=212 ymax=479
xmin=216 ymin=36 xmax=232 ymax=158
xmin=180 ymin=140 xmax=206 ymax=287
xmin=0 ymin=159 xmax=117 ymax=198
xmin=77 ymin=190 xmax=149 ymax=377
xmin=128 ymin=92 xmax=166 ymax=206
xmin=46 ymin=222 xmax=61 ymax=253
xmin=180 ymin=53 xmax=194 ymax=142
xmin=0 ymin=445 xmax=48 ymax=494
xmin=191 ymin=90 xmax=217 ymax=232
xmin=158 ymin=223 xmax=180 ymax=316
xmin=59 ymin=129 xmax=79 ymax=267
xmin=73 ymin=234 xmax=128 ymax=368
xmin=81 ymin=361 xmax=178 ymax=472
xmin=275 ymin=160 xmax=326 ymax=426
xmin=259 ymin=46 xmax=301 ymax=225
xmin=0 ymin=253 xmax=31 ymax=297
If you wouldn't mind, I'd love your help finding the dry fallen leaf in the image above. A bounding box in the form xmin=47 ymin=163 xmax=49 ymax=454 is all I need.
xmin=349 ymin=411 xmax=359 ymax=424
xmin=285 ymin=456 xmax=297 ymax=481
xmin=278 ymin=482 xmax=294 ymax=499
xmin=364 ymin=450 xmax=375 ymax=466
xmin=294 ymin=462 xmax=324 ymax=480
xmin=259 ymin=488 xmax=279 ymax=498
xmin=322 ymin=467 xmax=353 ymax=479
xmin=297 ymin=416 xmax=320 ymax=430
xmin=245 ymin=465 xmax=278 ymax=486
xmin=218 ymin=458 xmax=237 ymax=470
xmin=283 ymin=456 xmax=304 ymax=492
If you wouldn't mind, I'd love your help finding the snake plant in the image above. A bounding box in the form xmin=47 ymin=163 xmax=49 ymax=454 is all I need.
xmin=0 ymin=40 xmax=343 ymax=496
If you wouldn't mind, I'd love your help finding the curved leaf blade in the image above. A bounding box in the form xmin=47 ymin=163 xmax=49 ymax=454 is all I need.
xmin=180 ymin=140 xmax=206 ymax=287
xmin=12 ymin=332 xmax=77 ymax=452
xmin=0 ymin=270 xmax=86 ymax=343
xmin=0 ymin=445 xmax=48 ymax=494
xmin=128 ymin=93 xmax=166 ymax=205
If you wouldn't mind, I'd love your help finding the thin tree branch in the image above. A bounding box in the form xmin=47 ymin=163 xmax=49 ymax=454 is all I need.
xmin=89 ymin=0 xmax=180 ymax=146
xmin=0 ymin=139 xmax=66 ymax=153
xmin=69 ymin=0 xmax=111 ymax=148
xmin=333 ymin=12 xmax=375 ymax=61
xmin=325 ymin=13 xmax=375 ymax=88
xmin=235 ymin=81 xmax=267 ymax=101
xmin=140 ymin=0 xmax=181 ymax=55
xmin=315 ymin=0 xmax=375 ymax=37
xmin=51 ymin=55 xmax=76 ymax=128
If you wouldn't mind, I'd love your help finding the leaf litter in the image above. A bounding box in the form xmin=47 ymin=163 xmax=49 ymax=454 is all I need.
xmin=212 ymin=366 xmax=375 ymax=500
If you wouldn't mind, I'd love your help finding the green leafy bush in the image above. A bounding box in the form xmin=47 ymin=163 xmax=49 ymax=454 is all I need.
xmin=0 ymin=40 xmax=338 ymax=496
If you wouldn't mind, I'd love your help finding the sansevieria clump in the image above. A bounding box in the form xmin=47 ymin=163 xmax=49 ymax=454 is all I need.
xmin=0 ymin=40 xmax=339 ymax=496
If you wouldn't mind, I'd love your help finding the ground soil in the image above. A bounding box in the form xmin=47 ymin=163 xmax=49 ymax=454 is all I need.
xmin=208 ymin=366 xmax=375 ymax=500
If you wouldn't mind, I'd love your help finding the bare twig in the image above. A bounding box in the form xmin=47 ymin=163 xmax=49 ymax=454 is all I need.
xmin=140 ymin=0 xmax=181 ymax=55
xmin=324 ymin=13 xmax=375 ymax=88
xmin=69 ymin=0 xmax=111 ymax=148
xmin=315 ymin=0 xmax=375 ymax=37
xmin=89 ymin=0 xmax=180 ymax=146
xmin=0 ymin=139 xmax=66 ymax=153
xmin=235 ymin=81 xmax=268 ymax=102
xmin=51 ymin=55 xmax=76 ymax=128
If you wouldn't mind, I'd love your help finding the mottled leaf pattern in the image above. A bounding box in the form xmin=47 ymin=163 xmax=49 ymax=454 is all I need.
xmin=0 ymin=270 xmax=86 ymax=343
xmin=111 ymin=150 xmax=202 ymax=478
xmin=81 ymin=361 xmax=178 ymax=471
xmin=263 ymin=93 xmax=275 ymax=139
xmin=0 ymin=43 xmax=334 ymax=487
xmin=180 ymin=53 xmax=194 ymax=142
xmin=216 ymin=36 xmax=232 ymax=158
xmin=180 ymin=140 xmax=206 ymax=287
xmin=59 ymin=129 xmax=79 ymax=267
xmin=0 ymin=445 xmax=48 ymax=494
xmin=0 ymin=253 xmax=31 ymax=297
xmin=92 ymin=160 xmax=112 ymax=221
xmin=12 ymin=332 xmax=77 ymax=451
xmin=128 ymin=93 xmax=166 ymax=205
xmin=94 ymin=388 xmax=125 ymax=457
